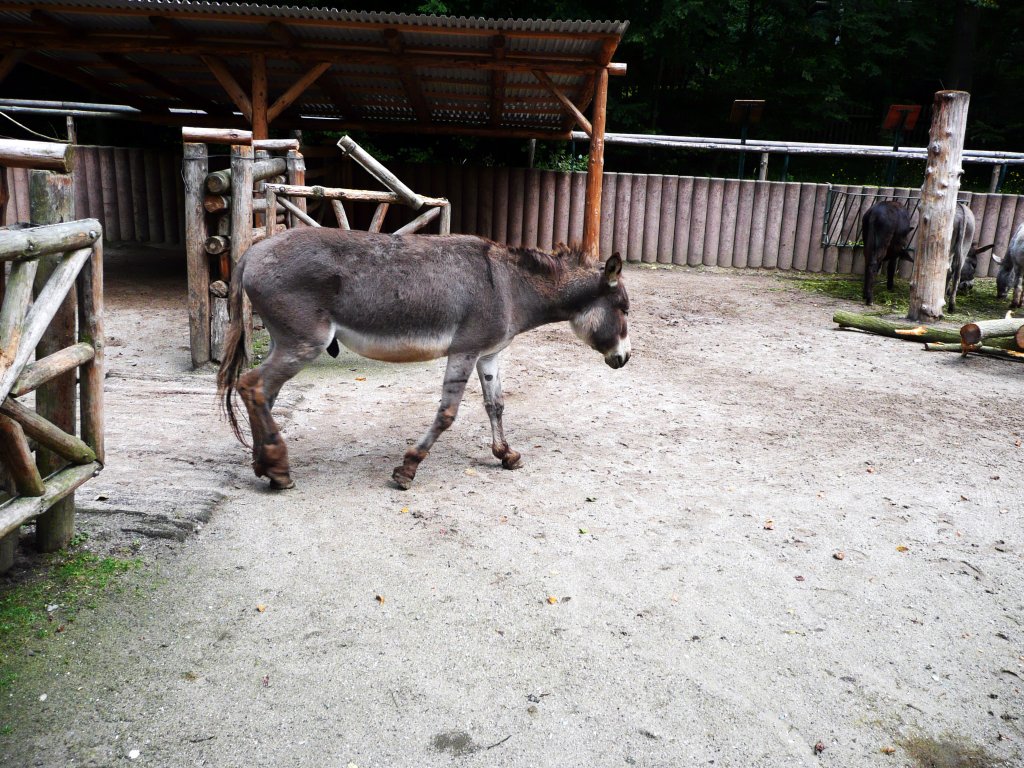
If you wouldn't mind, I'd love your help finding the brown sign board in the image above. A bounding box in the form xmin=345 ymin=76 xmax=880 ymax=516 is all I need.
xmin=882 ymin=104 xmax=922 ymax=131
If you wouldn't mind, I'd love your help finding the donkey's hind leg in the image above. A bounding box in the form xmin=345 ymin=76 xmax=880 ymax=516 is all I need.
xmin=238 ymin=340 xmax=322 ymax=490
xmin=392 ymin=352 xmax=478 ymax=490
xmin=477 ymin=353 xmax=521 ymax=470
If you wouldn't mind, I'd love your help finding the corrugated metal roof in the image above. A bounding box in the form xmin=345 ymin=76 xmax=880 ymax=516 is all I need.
xmin=0 ymin=0 xmax=627 ymax=137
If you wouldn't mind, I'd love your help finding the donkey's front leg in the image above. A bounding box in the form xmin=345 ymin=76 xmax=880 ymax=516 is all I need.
xmin=477 ymin=353 xmax=521 ymax=470
xmin=392 ymin=352 xmax=478 ymax=490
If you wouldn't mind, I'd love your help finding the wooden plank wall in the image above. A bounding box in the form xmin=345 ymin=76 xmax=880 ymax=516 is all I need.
xmin=5 ymin=151 xmax=1022 ymax=277
xmin=3 ymin=146 xmax=184 ymax=243
xmin=404 ymin=164 xmax=1023 ymax=278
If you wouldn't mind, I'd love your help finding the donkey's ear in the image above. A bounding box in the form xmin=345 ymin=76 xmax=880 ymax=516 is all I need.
xmin=603 ymin=253 xmax=623 ymax=287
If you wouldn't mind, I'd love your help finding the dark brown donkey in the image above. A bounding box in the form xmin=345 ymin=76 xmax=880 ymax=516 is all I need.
xmin=218 ymin=227 xmax=631 ymax=490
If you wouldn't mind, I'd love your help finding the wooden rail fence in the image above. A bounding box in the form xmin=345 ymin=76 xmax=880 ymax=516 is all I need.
xmin=6 ymin=150 xmax=1024 ymax=279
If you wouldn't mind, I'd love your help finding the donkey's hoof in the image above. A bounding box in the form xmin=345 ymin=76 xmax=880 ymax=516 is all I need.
xmin=391 ymin=467 xmax=415 ymax=490
xmin=268 ymin=475 xmax=295 ymax=490
xmin=501 ymin=451 xmax=523 ymax=470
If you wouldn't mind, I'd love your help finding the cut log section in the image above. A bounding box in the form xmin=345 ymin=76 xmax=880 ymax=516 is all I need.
xmin=960 ymin=317 xmax=1024 ymax=347
xmin=833 ymin=311 xmax=963 ymax=344
xmin=925 ymin=342 xmax=1024 ymax=361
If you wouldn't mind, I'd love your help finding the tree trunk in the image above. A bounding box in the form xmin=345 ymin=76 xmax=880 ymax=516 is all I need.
xmin=907 ymin=91 xmax=970 ymax=322
xmin=834 ymin=311 xmax=962 ymax=344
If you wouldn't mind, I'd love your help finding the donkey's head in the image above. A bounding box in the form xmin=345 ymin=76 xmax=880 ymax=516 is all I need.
xmin=570 ymin=254 xmax=631 ymax=369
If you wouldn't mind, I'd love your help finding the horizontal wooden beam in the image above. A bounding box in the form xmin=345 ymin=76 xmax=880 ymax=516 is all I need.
xmin=0 ymin=138 xmax=74 ymax=172
xmin=11 ymin=342 xmax=95 ymax=398
xmin=0 ymin=461 xmax=101 ymax=539
xmin=0 ymin=397 xmax=96 ymax=465
xmin=182 ymin=126 xmax=253 ymax=145
xmin=265 ymin=183 xmax=448 ymax=207
xmin=0 ymin=219 xmax=100 ymax=261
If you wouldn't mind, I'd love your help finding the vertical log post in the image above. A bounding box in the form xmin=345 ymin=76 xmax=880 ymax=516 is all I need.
xmin=254 ymin=149 xmax=269 ymax=232
xmin=251 ymin=54 xmax=269 ymax=141
xmin=582 ymin=67 xmax=609 ymax=262
xmin=183 ymin=143 xmax=211 ymax=366
xmin=29 ymin=170 xmax=76 ymax=552
xmin=285 ymin=149 xmax=307 ymax=228
xmin=77 ymin=238 xmax=104 ymax=464
xmin=230 ymin=144 xmax=254 ymax=359
xmin=908 ymin=91 xmax=970 ymax=322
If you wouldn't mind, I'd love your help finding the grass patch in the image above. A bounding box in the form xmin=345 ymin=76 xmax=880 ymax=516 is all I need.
xmin=784 ymin=275 xmax=1018 ymax=325
xmin=251 ymin=327 xmax=271 ymax=364
xmin=0 ymin=536 xmax=141 ymax=691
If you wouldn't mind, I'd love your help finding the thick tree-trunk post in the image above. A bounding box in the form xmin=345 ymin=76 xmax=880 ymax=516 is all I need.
xmin=285 ymin=149 xmax=307 ymax=228
xmin=908 ymin=91 xmax=970 ymax=322
xmin=582 ymin=67 xmax=609 ymax=262
xmin=183 ymin=143 xmax=211 ymax=367
xmin=29 ymin=170 xmax=76 ymax=552
xmin=254 ymin=149 xmax=269 ymax=231
xmin=230 ymin=144 xmax=254 ymax=359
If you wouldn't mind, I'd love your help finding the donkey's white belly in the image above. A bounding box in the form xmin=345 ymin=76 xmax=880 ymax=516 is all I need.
xmin=334 ymin=325 xmax=453 ymax=363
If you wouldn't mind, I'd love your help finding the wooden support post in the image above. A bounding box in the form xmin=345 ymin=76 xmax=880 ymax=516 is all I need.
xmin=758 ymin=153 xmax=769 ymax=181
xmin=582 ymin=67 xmax=609 ymax=262
xmin=285 ymin=149 xmax=307 ymax=228
xmin=251 ymin=54 xmax=269 ymax=141
xmin=183 ymin=143 xmax=211 ymax=366
xmin=29 ymin=169 xmax=76 ymax=552
xmin=230 ymin=144 xmax=254 ymax=360
xmin=254 ymin=149 xmax=268 ymax=231
xmin=77 ymin=238 xmax=104 ymax=463
xmin=908 ymin=91 xmax=970 ymax=322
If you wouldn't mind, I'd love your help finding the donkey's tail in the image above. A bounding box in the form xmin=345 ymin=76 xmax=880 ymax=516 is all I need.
xmin=216 ymin=254 xmax=250 ymax=447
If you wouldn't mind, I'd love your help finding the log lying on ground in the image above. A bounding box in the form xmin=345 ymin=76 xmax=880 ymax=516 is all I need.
xmin=925 ymin=342 xmax=1024 ymax=361
xmin=833 ymin=311 xmax=963 ymax=344
xmin=960 ymin=317 xmax=1024 ymax=347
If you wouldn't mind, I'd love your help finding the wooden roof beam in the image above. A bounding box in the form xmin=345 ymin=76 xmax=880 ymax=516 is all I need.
xmin=201 ymin=55 xmax=252 ymax=121
xmin=533 ymin=70 xmax=592 ymax=137
xmin=382 ymin=29 xmax=431 ymax=124
xmin=99 ymin=53 xmax=228 ymax=115
xmin=266 ymin=21 xmax=298 ymax=48
xmin=267 ymin=62 xmax=333 ymax=122
xmin=21 ymin=54 xmax=155 ymax=112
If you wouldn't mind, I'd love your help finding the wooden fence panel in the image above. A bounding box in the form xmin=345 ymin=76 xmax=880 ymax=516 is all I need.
xmin=658 ymin=175 xmax=678 ymax=264
xmin=142 ymin=150 xmax=163 ymax=242
xmin=836 ymin=184 xmax=862 ymax=274
xmin=642 ymin=174 xmax=661 ymax=263
xmin=628 ymin=174 xmax=647 ymax=263
xmin=732 ymin=180 xmax=754 ymax=268
xmin=599 ymin=173 xmax=616 ymax=257
xmin=448 ymin=165 xmax=463 ymax=234
xmin=478 ymin=166 xmax=494 ymax=240
xmin=554 ymin=172 xmax=570 ymax=246
xmin=114 ymin=147 xmax=134 ymax=241
xmin=538 ymin=170 xmax=555 ymax=249
xmin=159 ymin=152 xmax=177 ymax=243
xmin=507 ymin=167 xmax=525 ymax=246
xmin=673 ymin=177 xmax=694 ymax=266
xmin=703 ymin=178 xmax=724 ymax=266
xmin=762 ymin=182 xmax=787 ymax=269
xmin=129 ymin=148 xmax=148 ymax=242
xmin=747 ymin=180 xmax=770 ymax=268
xmin=97 ymin=148 xmax=120 ymax=242
xmin=688 ymin=177 xmax=709 ymax=267
xmin=72 ymin=150 xmax=91 ymax=222
xmin=806 ymin=184 xmax=828 ymax=272
xmin=523 ymin=169 xmax=541 ymax=248
xmin=718 ymin=179 xmax=739 ymax=268
xmin=989 ymin=194 xmax=1019 ymax=276
xmin=569 ymin=171 xmax=586 ymax=246
xmin=462 ymin=168 xmax=479 ymax=235
xmin=792 ymin=183 xmax=817 ymax=271
xmin=977 ymin=194 xmax=1002 ymax=278
xmin=613 ymin=173 xmax=632 ymax=259
xmin=777 ymin=182 xmax=801 ymax=270
xmin=493 ymin=167 xmax=509 ymax=243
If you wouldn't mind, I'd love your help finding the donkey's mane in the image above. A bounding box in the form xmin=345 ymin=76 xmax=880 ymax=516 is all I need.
xmin=507 ymin=242 xmax=589 ymax=276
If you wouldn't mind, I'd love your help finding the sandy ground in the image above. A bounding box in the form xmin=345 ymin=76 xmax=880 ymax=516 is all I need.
xmin=1 ymin=245 xmax=1023 ymax=767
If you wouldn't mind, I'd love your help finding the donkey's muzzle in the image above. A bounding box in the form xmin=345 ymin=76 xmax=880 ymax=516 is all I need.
xmin=606 ymin=351 xmax=630 ymax=369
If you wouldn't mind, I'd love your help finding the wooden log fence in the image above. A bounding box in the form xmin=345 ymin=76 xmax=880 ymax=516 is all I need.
xmin=6 ymin=149 xmax=1024 ymax=280
xmin=0 ymin=212 xmax=104 ymax=572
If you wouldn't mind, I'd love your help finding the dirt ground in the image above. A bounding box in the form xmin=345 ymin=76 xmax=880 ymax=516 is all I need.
xmin=1 ymin=244 xmax=1023 ymax=767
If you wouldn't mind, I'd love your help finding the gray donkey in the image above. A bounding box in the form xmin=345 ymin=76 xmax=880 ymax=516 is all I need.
xmin=218 ymin=227 xmax=631 ymax=490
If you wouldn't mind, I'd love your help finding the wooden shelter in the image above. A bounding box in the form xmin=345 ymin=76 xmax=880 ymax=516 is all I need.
xmin=0 ymin=0 xmax=628 ymax=256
